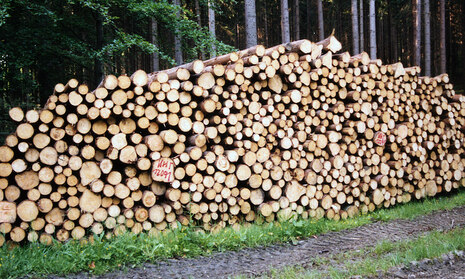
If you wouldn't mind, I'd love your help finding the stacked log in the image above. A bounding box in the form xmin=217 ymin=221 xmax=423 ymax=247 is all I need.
xmin=0 ymin=35 xmax=464 ymax=246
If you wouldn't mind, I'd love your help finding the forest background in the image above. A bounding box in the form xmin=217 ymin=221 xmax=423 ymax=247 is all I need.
xmin=0 ymin=0 xmax=463 ymax=134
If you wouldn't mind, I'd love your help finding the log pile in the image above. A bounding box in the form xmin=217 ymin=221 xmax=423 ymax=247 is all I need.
xmin=0 ymin=35 xmax=464 ymax=246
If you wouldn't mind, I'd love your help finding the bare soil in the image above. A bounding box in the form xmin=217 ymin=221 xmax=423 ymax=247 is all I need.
xmin=372 ymin=250 xmax=465 ymax=279
xmin=51 ymin=206 xmax=465 ymax=279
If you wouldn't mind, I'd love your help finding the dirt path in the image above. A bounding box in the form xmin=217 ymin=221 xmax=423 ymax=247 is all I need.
xmin=372 ymin=250 xmax=465 ymax=279
xmin=56 ymin=206 xmax=465 ymax=279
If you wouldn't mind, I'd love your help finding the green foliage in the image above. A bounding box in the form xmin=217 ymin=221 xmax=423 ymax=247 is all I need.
xmin=0 ymin=0 xmax=235 ymax=123
xmin=124 ymin=0 xmax=235 ymax=60
xmin=97 ymin=31 xmax=176 ymax=66
xmin=0 ymin=0 xmax=11 ymax=26
xmin=1 ymin=189 xmax=465 ymax=279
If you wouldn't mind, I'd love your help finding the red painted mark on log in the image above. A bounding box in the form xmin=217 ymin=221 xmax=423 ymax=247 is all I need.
xmin=374 ymin=131 xmax=387 ymax=146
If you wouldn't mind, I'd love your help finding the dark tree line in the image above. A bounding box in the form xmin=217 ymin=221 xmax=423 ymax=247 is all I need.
xmin=0 ymin=0 xmax=464 ymax=122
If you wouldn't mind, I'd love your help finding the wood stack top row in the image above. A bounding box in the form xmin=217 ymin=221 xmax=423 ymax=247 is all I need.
xmin=0 ymin=36 xmax=464 ymax=245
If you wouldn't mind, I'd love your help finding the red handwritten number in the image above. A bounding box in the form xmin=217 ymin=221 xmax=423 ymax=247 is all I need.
xmin=153 ymin=159 xmax=174 ymax=182
xmin=153 ymin=168 xmax=172 ymax=180
xmin=374 ymin=132 xmax=385 ymax=146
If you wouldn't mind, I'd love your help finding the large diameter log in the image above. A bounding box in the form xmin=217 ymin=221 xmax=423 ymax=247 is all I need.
xmin=79 ymin=190 xmax=102 ymax=213
xmin=151 ymin=158 xmax=175 ymax=183
xmin=10 ymin=227 xmax=26 ymax=242
xmin=268 ymin=75 xmax=283 ymax=93
xmin=250 ymin=189 xmax=265 ymax=205
xmin=45 ymin=208 xmax=64 ymax=226
xmin=316 ymin=35 xmax=342 ymax=52
xmin=425 ymin=180 xmax=438 ymax=196
xmin=120 ymin=146 xmax=137 ymax=164
xmin=80 ymin=162 xmax=101 ymax=186
xmin=149 ymin=205 xmax=165 ymax=223
xmin=285 ymin=181 xmax=306 ymax=202
xmin=111 ymin=133 xmax=127 ymax=150
xmin=15 ymin=171 xmax=39 ymax=190
xmin=145 ymin=135 xmax=164 ymax=152
xmin=236 ymin=165 xmax=252 ymax=181
xmin=39 ymin=147 xmax=58 ymax=165
xmin=0 ymin=201 xmax=16 ymax=223
xmin=142 ymin=191 xmax=157 ymax=207
xmin=16 ymin=123 xmax=34 ymax=139
xmin=131 ymin=70 xmax=148 ymax=87
xmin=197 ymin=72 xmax=215 ymax=89
xmin=9 ymin=107 xmax=24 ymax=122
xmin=0 ymin=146 xmax=14 ymax=162
xmin=0 ymin=163 xmax=12 ymax=177
xmin=16 ymin=200 xmax=39 ymax=222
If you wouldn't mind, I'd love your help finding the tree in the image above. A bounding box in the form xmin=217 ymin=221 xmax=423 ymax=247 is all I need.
xmin=317 ymin=0 xmax=324 ymax=41
xmin=95 ymin=14 xmax=104 ymax=83
xmin=414 ymin=0 xmax=422 ymax=68
xmin=2 ymin=0 xmax=465 ymax=115
xmin=173 ymin=0 xmax=183 ymax=65
xmin=359 ymin=0 xmax=364 ymax=52
xmin=195 ymin=0 xmax=206 ymax=60
xmin=306 ymin=0 xmax=311 ymax=39
xmin=294 ymin=0 xmax=300 ymax=40
xmin=195 ymin=0 xmax=202 ymax=27
xmin=351 ymin=0 xmax=360 ymax=54
xmin=0 ymin=0 xmax=235 ymax=115
xmin=208 ymin=0 xmax=217 ymax=58
xmin=369 ymin=0 xmax=376 ymax=59
xmin=245 ymin=0 xmax=258 ymax=47
xmin=440 ymin=0 xmax=446 ymax=73
xmin=424 ymin=0 xmax=431 ymax=76
xmin=151 ymin=17 xmax=160 ymax=72
xmin=281 ymin=0 xmax=291 ymax=43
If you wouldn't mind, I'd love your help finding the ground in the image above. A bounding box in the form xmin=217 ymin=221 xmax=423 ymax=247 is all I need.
xmin=372 ymin=253 xmax=465 ymax=279
xmin=46 ymin=205 xmax=465 ymax=279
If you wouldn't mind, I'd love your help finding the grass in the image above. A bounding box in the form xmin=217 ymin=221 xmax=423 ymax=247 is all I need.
xmin=257 ymin=227 xmax=465 ymax=279
xmin=1 ymin=189 xmax=465 ymax=278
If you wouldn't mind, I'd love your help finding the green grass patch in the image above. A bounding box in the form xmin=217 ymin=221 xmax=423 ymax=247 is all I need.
xmin=261 ymin=227 xmax=465 ymax=279
xmin=2 ymin=189 xmax=465 ymax=278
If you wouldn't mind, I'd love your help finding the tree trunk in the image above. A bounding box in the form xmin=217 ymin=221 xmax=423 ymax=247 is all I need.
xmin=439 ymin=0 xmax=446 ymax=73
xmin=317 ymin=0 xmax=324 ymax=41
xmin=195 ymin=0 xmax=202 ymax=28
xmin=359 ymin=0 xmax=364 ymax=52
xmin=281 ymin=0 xmax=291 ymax=43
xmin=245 ymin=0 xmax=258 ymax=47
xmin=389 ymin=7 xmax=397 ymax=61
xmin=94 ymin=14 xmax=104 ymax=84
xmin=306 ymin=0 xmax=311 ymax=39
xmin=351 ymin=0 xmax=360 ymax=54
xmin=174 ymin=0 xmax=183 ymax=65
xmin=369 ymin=0 xmax=376 ymax=59
xmin=195 ymin=0 xmax=206 ymax=60
xmin=151 ymin=17 xmax=160 ymax=72
xmin=208 ymin=0 xmax=217 ymax=58
xmin=264 ymin=0 xmax=269 ymax=46
xmin=424 ymin=0 xmax=431 ymax=76
xmin=294 ymin=0 xmax=300 ymax=41
xmin=462 ymin=1 xmax=465 ymax=78
xmin=414 ymin=0 xmax=422 ymax=68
